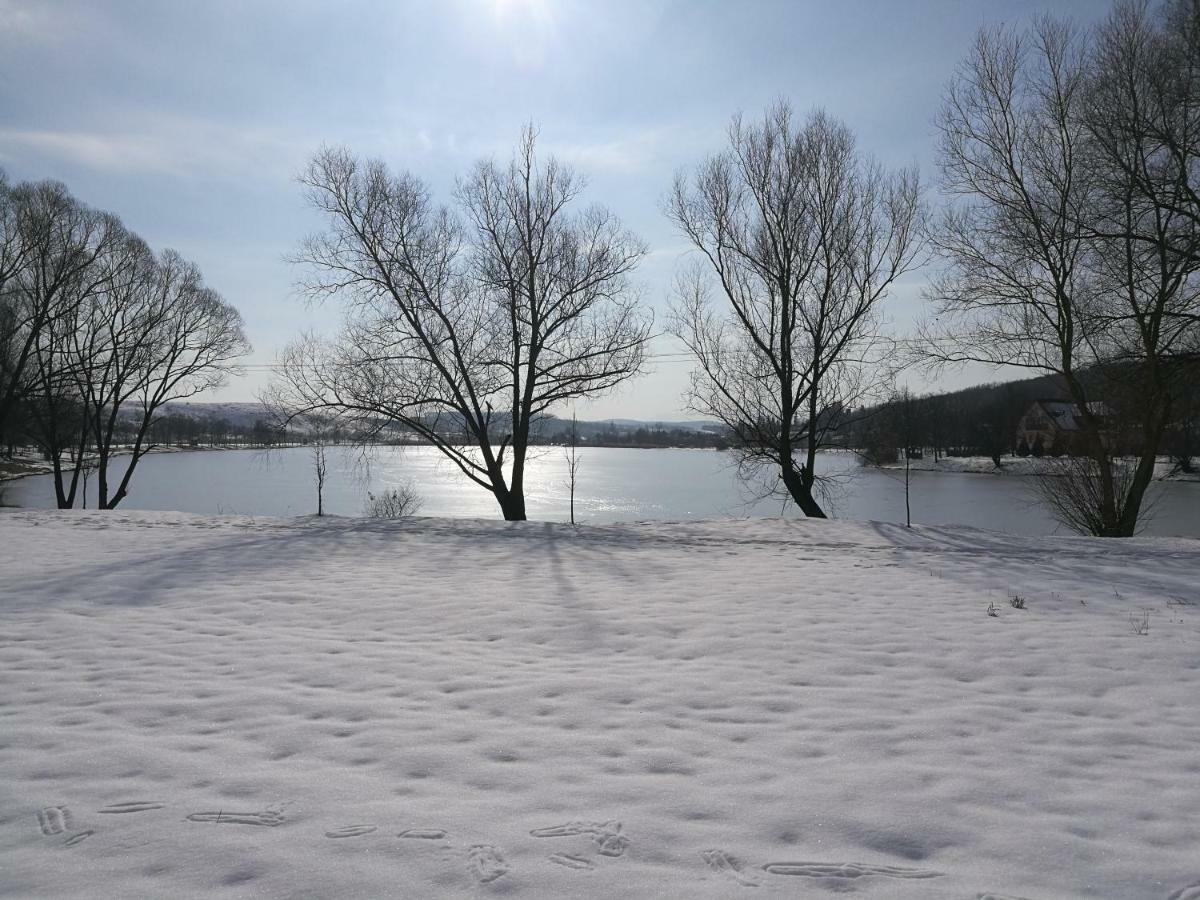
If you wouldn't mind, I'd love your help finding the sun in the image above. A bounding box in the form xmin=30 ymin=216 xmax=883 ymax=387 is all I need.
xmin=489 ymin=0 xmax=552 ymax=26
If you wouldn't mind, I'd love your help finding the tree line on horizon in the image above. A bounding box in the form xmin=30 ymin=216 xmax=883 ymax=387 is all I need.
xmin=849 ymin=362 xmax=1200 ymax=472
xmin=3 ymin=0 xmax=1198 ymax=535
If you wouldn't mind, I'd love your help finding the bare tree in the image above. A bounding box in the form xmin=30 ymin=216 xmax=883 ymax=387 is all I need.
xmin=668 ymin=103 xmax=923 ymax=517
xmin=564 ymin=410 xmax=580 ymax=524
xmin=926 ymin=11 xmax=1200 ymax=536
xmin=0 ymin=180 xmax=123 ymax=455
xmin=273 ymin=128 xmax=652 ymax=521
xmin=19 ymin=218 xmax=248 ymax=509
xmin=0 ymin=172 xmax=26 ymax=444
xmin=896 ymin=386 xmax=917 ymax=528
xmin=0 ymin=171 xmax=26 ymax=449
xmin=313 ymin=443 xmax=328 ymax=516
xmin=294 ymin=411 xmax=335 ymax=516
xmin=1077 ymin=0 xmax=1200 ymax=525
xmin=1086 ymin=0 xmax=1200 ymax=268
xmin=96 ymin=250 xmax=247 ymax=509
xmin=925 ymin=19 xmax=1116 ymax=530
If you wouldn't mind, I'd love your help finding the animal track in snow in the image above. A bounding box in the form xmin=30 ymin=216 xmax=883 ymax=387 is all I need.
xmin=324 ymin=825 xmax=377 ymax=838
xmin=186 ymin=810 xmax=284 ymax=827
xmin=531 ymin=820 xmax=628 ymax=857
xmin=702 ymin=849 xmax=761 ymax=887
xmin=64 ymin=831 xmax=94 ymax=847
xmin=99 ymin=801 xmax=164 ymax=814
xmin=36 ymin=807 xmax=71 ymax=836
xmin=1167 ymin=884 xmax=1200 ymax=900
xmin=761 ymin=861 xmax=943 ymax=879
xmin=549 ymin=853 xmax=595 ymax=870
xmin=398 ymin=828 xmax=447 ymax=840
xmin=595 ymin=831 xmax=629 ymax=857
xmin=467 ymin=844 xmax=508 ymax=883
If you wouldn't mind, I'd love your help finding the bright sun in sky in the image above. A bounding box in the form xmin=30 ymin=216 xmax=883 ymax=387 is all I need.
xmin=490 ymin=0 xmax=550 ymax=23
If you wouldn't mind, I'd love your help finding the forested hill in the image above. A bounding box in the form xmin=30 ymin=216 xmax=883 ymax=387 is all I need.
xmin=844 ymin=371 xmax=1077 ymax=460
xmin=147 ymin=402 xmax=730 ymax=447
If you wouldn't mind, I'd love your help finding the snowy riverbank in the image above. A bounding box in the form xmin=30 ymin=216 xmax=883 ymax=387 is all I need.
xmin=1 ymin=510 xmax=1198 ymax=898
xmin=875 ymin=453 xmax=1200 ymax=481
xmin=0 ymin=444 xmax=292 ymax=485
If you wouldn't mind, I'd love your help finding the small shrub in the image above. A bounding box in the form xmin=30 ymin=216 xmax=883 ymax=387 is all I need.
xmin=1129 ymin=609 xmax=1150 ymax=636
xmin=986 ymin=600 xmax=999 ymax=617
xmin=1010 ymin=594 xmax=1026 ymax=610
xmin=364 ymin=483 xmax=423 ymax=518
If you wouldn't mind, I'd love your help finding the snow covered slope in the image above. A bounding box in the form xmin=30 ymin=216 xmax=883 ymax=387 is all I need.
xmin=1 ymin=510 xmax=1198 ymax=899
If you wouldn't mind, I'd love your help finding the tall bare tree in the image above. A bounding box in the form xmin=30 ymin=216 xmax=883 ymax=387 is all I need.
xmin=926 ymin=10 xmax=1200 ymax=536
xmin=668 ymin=103 xmax=923 ymax=517
xmin=21 ymin=225 xmax=248 ymax=509
xmin=1076 ymin=0 xmax=1200 ymax=529
xmin=0 ymin=180 xmax=123 ymax=451
xmin=924 ymin=18 xmax=1122 ymax=530
xmin=0 ymin=172 xmax=28 ymax=431
xmin=274 ymin=128 xmax=652 ymax=521
xmin=565 ymin=410 xmax=580 ymax=525
xmin=93 ymin=249 xmax=248 ymax=509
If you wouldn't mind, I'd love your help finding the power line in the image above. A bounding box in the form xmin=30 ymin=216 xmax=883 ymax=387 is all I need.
xmin=227 ymin=339 xmax=952 ymax=371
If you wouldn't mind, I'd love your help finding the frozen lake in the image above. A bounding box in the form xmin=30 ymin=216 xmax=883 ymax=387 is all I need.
xmin=4 ymin=445 xmax=1200 ymax=538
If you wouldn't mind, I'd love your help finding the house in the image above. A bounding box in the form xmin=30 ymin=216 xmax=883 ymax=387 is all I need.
xmin=1016 ymin=400 xmax=1108 ymax=455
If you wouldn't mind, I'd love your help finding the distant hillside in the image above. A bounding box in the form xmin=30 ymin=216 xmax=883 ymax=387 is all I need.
xmin=155 ymin=402 xmax=273 ymax=429
xmin=148 ymin=403 xmax=724 ymax=438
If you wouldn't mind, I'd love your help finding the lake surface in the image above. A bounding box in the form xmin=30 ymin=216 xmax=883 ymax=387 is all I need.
xmin=4 ymin=445 xmax=1199 ymax=538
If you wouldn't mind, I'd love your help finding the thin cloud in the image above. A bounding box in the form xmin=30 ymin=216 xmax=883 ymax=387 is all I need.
xmin=542 ymin=126 xmax=702 ymax=175
xmin=0 ymin=119 xmax=311 ymax=182
xmin=0 ymin=0 xmax=81 ymax=44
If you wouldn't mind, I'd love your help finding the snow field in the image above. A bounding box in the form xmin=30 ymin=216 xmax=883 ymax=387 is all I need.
xmin=0 ymin=510 xmax=1198 ymax=898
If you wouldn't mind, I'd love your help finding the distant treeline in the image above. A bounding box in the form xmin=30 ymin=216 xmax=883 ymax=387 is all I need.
xmin=844 ymin=367 xmax=1199 ymax=468
xmin=3 ymin=410 xmax=730 ymax=454
xmin=538 ymin=421 xmax=729 ymax=450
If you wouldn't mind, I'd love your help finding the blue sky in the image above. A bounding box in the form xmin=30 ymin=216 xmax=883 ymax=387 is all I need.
xmin=0 ymin=0 xmax=1110 ymax=420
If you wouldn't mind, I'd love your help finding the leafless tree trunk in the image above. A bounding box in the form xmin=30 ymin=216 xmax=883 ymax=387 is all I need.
xmin=668 ymin=102 xmax=923 ymax=517
xmin=272 ymin=127 xmax=652 ymax=521
xmin=565 ymin=410 xmax=580 ymax=525
xmin=898 ymin=387 xmax=914 ymax=528
xmin=313 ymin=443 xmax=327 ymax=516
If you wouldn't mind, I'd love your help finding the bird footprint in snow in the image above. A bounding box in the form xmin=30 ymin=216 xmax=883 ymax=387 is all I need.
xmin=467 ymin=844 xmax=508 ymax=883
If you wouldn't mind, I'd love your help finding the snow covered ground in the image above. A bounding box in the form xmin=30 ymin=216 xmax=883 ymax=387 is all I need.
xmin=1 ymin=510 xmax=1198 ymax=899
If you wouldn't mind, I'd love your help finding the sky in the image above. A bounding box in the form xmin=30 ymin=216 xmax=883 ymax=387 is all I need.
xmin=0 ymin=0 xmax=1112 ymax=421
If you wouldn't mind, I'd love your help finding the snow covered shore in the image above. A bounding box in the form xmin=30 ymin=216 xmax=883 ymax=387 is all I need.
xmin=1 ymin=510 xmax=1198 ymax=899
xmin=875 ymin=454 xmax=1200 ymax=481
